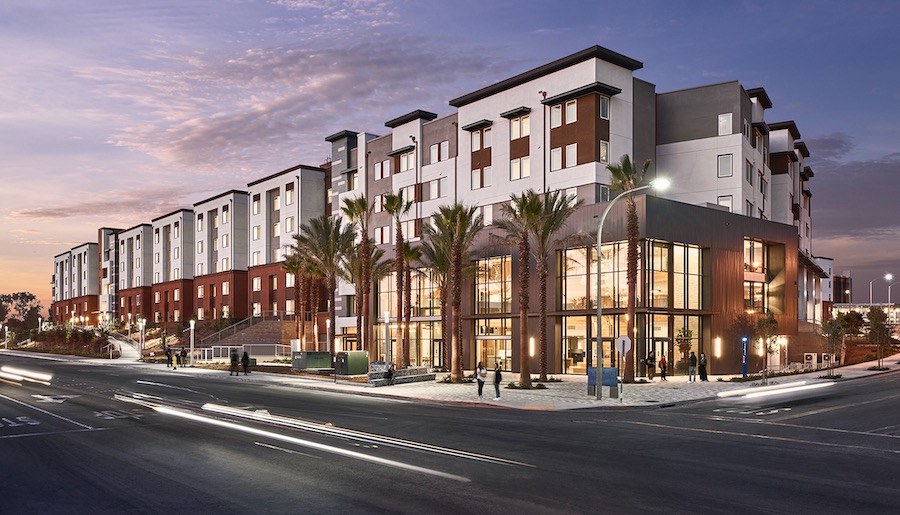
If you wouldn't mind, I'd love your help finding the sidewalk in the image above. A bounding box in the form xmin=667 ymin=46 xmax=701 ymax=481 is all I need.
xmin=128 ymin=353 xmax=900 ymax=410
xmin=4 ymin=348 xmax=898 ymax=410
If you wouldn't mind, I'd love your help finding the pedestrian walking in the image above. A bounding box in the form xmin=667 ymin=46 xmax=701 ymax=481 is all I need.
xmin=699 ymin=352 xmax=709 ymax=381
xmin=492 ymin=361 xmax=502 ymax=400
xmin=688 ymin=351 xmax=698 ymax=382
xmin=165 ymin=347 xmax=172 ymax=368
xmin=229 ymin=349 xmax=240 ymax=376
xmin=241 ymin=351 xmax=251 ymax=375
xmin=646 ymin=350 xmax=656 ymax=380
xmin=180 ymin=347 xmax=187 ymax=367
xmin=659 ymin=355 xmax=668 ymax=381
xmin=475 ymin=361 xmax=487 ymax=398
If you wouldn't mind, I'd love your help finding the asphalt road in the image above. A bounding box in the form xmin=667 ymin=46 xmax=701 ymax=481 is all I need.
xmin=1 ymin=354 xmax=899 ymax=514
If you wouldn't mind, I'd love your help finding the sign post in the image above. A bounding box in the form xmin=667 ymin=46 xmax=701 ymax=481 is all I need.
xmin=615 ymin=335 xmax=632 ymax=401
xmin=741 ymin=337 xmax=748 ymax=378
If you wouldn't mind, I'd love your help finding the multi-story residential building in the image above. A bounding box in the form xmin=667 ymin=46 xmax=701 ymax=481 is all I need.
xmin=150 ymin=209 xmax=194 ymax=325
xmin=117 ymin=224 xmax=154 ymax=325
xmin=193 ymin=190 xmax=250 ymax=322
xmin=98 ymin=227 xmax=121 ymax=323
xmin=247 ymin=164 xmax=327 ymax=322
xmin=833 ymin=274 xmax=852 ymax=303
xmin=50 ymin=243 xmax=99 ymax=325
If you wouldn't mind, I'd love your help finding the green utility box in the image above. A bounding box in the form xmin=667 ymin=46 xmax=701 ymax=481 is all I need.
xmin=335 ymin=350 xmax=369 ymax=375
xmin=292 ymin=351 xmax=333 ymax=370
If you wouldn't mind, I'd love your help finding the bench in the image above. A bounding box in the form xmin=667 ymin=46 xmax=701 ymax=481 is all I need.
xmin=368 ymin=366 xmax=436 ymax=387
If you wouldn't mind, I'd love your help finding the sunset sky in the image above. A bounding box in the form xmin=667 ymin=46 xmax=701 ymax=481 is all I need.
xmin=2 ymin=0 xmax=899 ymax=311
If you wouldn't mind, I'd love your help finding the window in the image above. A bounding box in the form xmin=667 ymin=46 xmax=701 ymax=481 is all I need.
xmin=374 ymin=159 xmax=389 ymax=180
xmin=252 ymin=303 xmax=261 ymax=317
xmin=174 ymin=289 xmax=180 ymax=301
xmin=565 ymin=100 xmax=577 ymax=124
xmin=400 ymin=219 xmax=418 ymax=240
xmin=252 ymin=277 xmax=262 ymax=292
xmin=718 ymin=113 xmax=732 ymax=136
xmin=197 ymin=263 xmax=204 ymax=275
xmin=346 ymin=170 xmax=358 ymax=191
xmin=222 ymin=234 xmax=229 ymax=248
xmin=510 ymin=156 xmax=530 ymax=180
xmin=744 ymin=281 xmax=767 ymax=311
xmin=510 ymin=115 xmax=530 ymax=140
xmin=400 ymin=151 xmax=416 ymax=172
xmin=375 ymin=226 xmax=391 ymax=245
xmin=286 ymin=299 xmax=295 ymax=316
xmin=564 ymin=187 xmax=578 ymax=207
xmin=273 ymin=195 xmax=281 ymax=210
xmin=596 ymin=184 xmax=610 ymax=202
xmin=222 ymin=281 xmax=229 ymax=295
xmin=743 ymin=119 xmax=750 ymax=139
xmin=285 ymin=216 xmax=294 ymax=233
xmin=472 ymin=166 xmax=492 ymax=190
xmin=745 ymin=160 xmax=754 ymax=185
xmin=222 ymin=305 xmax=230 ymax=318
xmin=197 ymin=214 xmax=203 ymax=231
xmin=759 ymin=172 xmax=766 ymax=194
xmin=252 ymin=226 xmax=261 ymax=241
xmin=475 ymin=255 xmax=512 ymax=314
xmin=374 ymin=194 xmax=384 ymax=213
xmin=550 ymin=104 xmax=562 ymax=128
xmin=599 ymin=141 xmax=609 ymax=164
xmin=154 ymin=253 xmax=159 ymax=264
xmin=275 ymin=248 xmax=283 ymax=261
xmin=173 ymin=268 xmax=180 ymax=280
xmin=430 ymin=143 xmax=439 ymax=164
xmin=430 ymin=142 xmax=450 ymax=164
xmin=252 ymin=251 xmax=260 ymax=266
xmin=717 ymin=195 xmax=733 ymax=212
xmin=222 ymin=206 xmax=229 ymax=224
xmin=745 ymin=200 xmax=753 ymax=216
xmin=285 ymin=187 xmax=294 ymax=205
xmin=252 ymin=195 xmax=260 ymax=215
xmin=717 ymin=154 xmax=733 ymax=178
xmin=471 ymin=127 xmax=491 ymax=151
xmin=565 ymin=143 xmax=577 ymax=168
xmin=478 ymin=205 xmax=493 ymax=226
xmin=428 ymin=178 xmax=447 ymax=199
xmin=155 ymin=291 xmax=160 ymax=303
xmin=550 ymin=147 xmax=562 ymax=171
xmin=174 ymin=222 xmax=180 ymax=239
xmin=600 ymin=96 xmax=610 ymax=120
xmin=197 ymin=308 xmax=204 ymax=321
xmin=273 ymin=222 xmax=281 ymax=237
xmin=174 ymin=247 xmax=179 ymax=260
xmin=221 ymin=257 xmax=229 ymax=271
xmin=400 ymin=184 xmax=417 ymax=204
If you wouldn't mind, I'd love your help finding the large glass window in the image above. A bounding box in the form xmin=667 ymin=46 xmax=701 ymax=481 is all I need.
xmin=475 ymin=255 xmax=512 ymax=314
xmin=673 ymin=243 xmax=703 ymax=310
xmin=560 ymin=247 xmax=590 ymax=310
xmin=744 ymin=239 xmax=766 ymax=273
xmin=745 ymin=281 xmax=767 ymax=311
xmin=648 ymin=241 xmax=669 ymax=308
xmin=597 ymin=241 xmax=629 ymax=309
xmin=561 ymin=316 xmax=588 ymax=374
xmin=377 ymin=273 xmax=398 ymax=318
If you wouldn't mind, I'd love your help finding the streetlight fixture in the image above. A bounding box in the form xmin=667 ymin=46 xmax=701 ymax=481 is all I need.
xmin=870 ymin=273 xmax=893 ymax=304
xmin=189 ymin=319 xmax=196 ymax=367
xmin=594 ymin=176 xmax=670 ymax=399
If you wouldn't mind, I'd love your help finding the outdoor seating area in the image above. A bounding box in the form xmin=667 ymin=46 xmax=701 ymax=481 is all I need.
xmin=368 ymin=365 xmax=435 ymax=387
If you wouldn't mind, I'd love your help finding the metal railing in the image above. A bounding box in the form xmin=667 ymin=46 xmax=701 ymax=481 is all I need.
xmin=200 ymin=311 xmax=295 ymax=346
xmin=196 ymin=344 xmax=292 ymax=361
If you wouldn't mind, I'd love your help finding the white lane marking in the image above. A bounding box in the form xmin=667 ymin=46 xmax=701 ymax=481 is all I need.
xmin=31 ymin=395 xmax=80 ymax=404
xmin=624 ymin=420 xmax=900 ymax=454
xmin=203 ymin=403 xmax=533 ymax=468
xmin=0 ymin=428 xmax=95 ymax=440
xmin=0 ymin=393 xmax=94 ymax=430
xmin=254 ymin=441 xmax=321 ymax=458
xmin=136 ymin=380 xmax=204 ymax=394
xmin=154 ymin=405 xmax=470 ymax=482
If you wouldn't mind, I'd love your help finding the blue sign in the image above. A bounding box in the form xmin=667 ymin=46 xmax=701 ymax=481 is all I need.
xmin=741 ymin=337 xmax=748 ymax=377
xmin=601 ymin=367 xmax=618 ymax=387
xmin=587 ymin=367 xmax=597 ymax=386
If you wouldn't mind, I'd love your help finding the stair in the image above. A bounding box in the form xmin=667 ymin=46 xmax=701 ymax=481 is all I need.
xmin=216 ymin=320 xmax=285 ymax=346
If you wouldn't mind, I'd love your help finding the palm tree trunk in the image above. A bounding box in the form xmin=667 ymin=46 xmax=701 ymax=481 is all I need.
xmin=440 ymin=284 xmax=449 ymax=372
xmin=624 ymin=198 xmax=639 ymax=382
xmin=294 ymin=272 xmax=302 ymax=348
xmin=395 ymin=222 xmax=404 ymax=368
xmin=403 ymin=260 xmax=412 ymax=367
xmin=538 ymin=256 xmax=548 ymax=382
xmin=310 ymin=278 xmax=320 ymax=352
xmin=328 ymin=276 xmax=336 ymax=355
xmin=450 ymin=242 xmax=462 ymax=382
xmin=299 ymin=274 xmax=308 ymax=351
xmin=518 ymin=239 xmax=531 ymax=388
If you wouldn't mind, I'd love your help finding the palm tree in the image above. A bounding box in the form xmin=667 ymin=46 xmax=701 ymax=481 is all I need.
xmin=427 ymin=204 xmax=483 ymax=381
xmin=383 ymin=192 xmax=413 ymax=367
xmin=342 ymin=196 xmax=375 ymax=354
xmin=293 ymin=215 xmax=356 ymax=355
xmin=607 ymin=154 xmax=650 ymax=382
xmin=531 ymin=189 xmax=584 ymax=381
xmin=494 ymin=190 xmax=542 ymax=388
xmin=420 ymin=220 xmax=452 ymax=371
xmin=282 ymin=246 xmax=309 ymax=349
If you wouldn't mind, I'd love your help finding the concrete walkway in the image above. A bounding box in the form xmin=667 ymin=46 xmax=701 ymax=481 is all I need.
xmin=122 ymin=353 xmax=900 ymax=410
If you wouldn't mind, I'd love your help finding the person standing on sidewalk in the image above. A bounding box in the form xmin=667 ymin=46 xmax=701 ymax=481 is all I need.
xmin=475 ymin=362 xmax=487 ymax=398
xmin=646 ymin=350 xmax=656 ymax=380
xmin=492 ymin=361 xmax=502 ymax=400
xmin=659 ymin=355 xmax=668 ymax=381
xmin=241 ymin=351 xmax=251 ymax=375
xmin=165 ymin=347 xmax=172 ymax=368
xmin=699 ymin=352 xmax=709 ymax=381
xmin=229 ymin=349 xmax=240 ymax=376
xmin=688 ymin=351 xmax=698 ymax=382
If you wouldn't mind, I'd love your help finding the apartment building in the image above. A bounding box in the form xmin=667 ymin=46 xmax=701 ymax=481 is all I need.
xmin=247 ymin=164 xmax=327 ymax=321
xmin=193 ymin=190 xmax=250 ymax=322
xmin=50 ymin=243 xmax=99 ymax=325
xmin=150 ymin=209 xmax=194 ymax=325
xmin=117 ymin=224 xmax=154 ymax=325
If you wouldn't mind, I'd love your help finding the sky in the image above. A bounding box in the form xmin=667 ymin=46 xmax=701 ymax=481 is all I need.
xmin=1 ymin=0 xmax=899 ymax=311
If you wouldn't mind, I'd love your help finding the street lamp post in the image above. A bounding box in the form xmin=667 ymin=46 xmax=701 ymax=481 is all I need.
xmin=870 ymin=273 xmax=894 ymax=304
xmin=595 ymin=177 xmax=670 ymax=399
xmin=189 ymin=319 xmax=196 ymax=367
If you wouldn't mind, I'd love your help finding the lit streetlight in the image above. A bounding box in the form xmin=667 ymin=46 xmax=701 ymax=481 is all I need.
xmin=595 ymin=176 xmax=670 ymax=399
xmin=870 ymin=273 xmax=893 ymax=304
